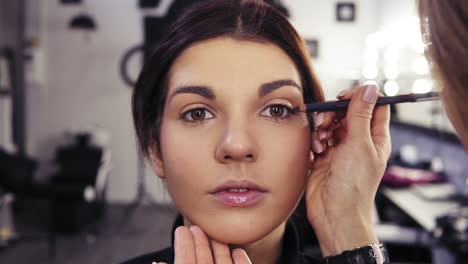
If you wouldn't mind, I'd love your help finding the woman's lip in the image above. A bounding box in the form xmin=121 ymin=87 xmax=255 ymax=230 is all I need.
xmin=211 ymin=190 xmax=265 ymax=207
xmin=209 ymin=180 xmax=267 ymax=194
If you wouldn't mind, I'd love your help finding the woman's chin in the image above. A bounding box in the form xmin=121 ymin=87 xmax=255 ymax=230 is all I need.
xmin=199 ymin=219 xmax=280 ymax=245
xmin=206 ymin=227 xmax=268 ymax=245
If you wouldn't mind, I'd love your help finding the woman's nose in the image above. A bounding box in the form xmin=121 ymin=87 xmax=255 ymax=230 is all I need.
xmin=215 ymin=125 xmax=257 ymax=163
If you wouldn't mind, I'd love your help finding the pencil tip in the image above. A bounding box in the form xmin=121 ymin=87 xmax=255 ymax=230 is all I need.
xmin=292 ymin=105 xmax=306 ymax=113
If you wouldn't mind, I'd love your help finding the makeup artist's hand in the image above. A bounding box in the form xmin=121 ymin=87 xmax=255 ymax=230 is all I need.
xmin=167 ymin=225 xmax=251 ymax=264
xmin=305 ymin=84 xmax=391 ymax=257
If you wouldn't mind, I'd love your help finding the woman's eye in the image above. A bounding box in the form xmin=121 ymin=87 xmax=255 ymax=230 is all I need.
xmin=181 ymin=107 xmax=214 ymax=122
xmin=261 ymin=104 xmax=293 ymax=119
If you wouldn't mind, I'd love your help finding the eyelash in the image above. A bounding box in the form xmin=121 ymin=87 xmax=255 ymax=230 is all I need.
xmin=180 ymin=107 xmax=215 ymax=123
xmin=179 ymin=104 xmax=296 ymax=123
xmin=261 ymin=104 xmax=296 ymax=120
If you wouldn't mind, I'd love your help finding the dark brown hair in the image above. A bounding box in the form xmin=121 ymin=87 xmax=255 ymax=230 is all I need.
xmin=418 ymin=0 xmax=468 ymax=135
xmin=132 ymin=0 xmax=324 ymax=158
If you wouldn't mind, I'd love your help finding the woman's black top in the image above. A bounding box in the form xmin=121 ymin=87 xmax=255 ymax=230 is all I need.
xmin=121 ymin=214 xmax=321 ymax=264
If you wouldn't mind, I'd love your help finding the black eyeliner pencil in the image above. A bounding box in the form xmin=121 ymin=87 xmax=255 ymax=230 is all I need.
xmin=295 ymin=91 xmax=440 ymax=113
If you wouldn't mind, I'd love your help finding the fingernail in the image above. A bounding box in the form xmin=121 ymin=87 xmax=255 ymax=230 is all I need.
xmin=362 ymin=85 xmax=377 ymax=104
xmin=319 ymin=130 xmax=327 ymax=140
xmin=189 ymin=225 xmax=197 ymax=233
xmin=313 ymin=140 xmax=323 ymax=153
xmin=313 ymin=113 xmax=324 ymax=129
xmin=174 ymin=227 xmax=182 ymax=242
xmin=337 ymin=88 xmax=350 ymax=98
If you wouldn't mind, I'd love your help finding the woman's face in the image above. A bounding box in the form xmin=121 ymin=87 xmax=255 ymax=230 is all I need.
xmin=152 ymin=37 xmax=314 ymax=244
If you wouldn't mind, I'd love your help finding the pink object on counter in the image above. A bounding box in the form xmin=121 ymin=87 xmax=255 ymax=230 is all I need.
xmin=382 ymin=165 xmax=444 ymax=187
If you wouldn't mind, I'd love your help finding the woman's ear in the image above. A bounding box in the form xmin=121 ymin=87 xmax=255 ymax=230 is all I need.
xmin=149 ymin=143 xmax=166 ymax=179
xmin=308 ymin=147 xmax=315 ymax=169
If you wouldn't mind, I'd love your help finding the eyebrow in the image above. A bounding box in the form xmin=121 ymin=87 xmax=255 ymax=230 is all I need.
xmin=258 ymin=79 xmax=302 ymax=97
xmin=168 ymin=79 xmax=302 ymax=102
xmin=169 ymin=86 xmax=216 ymax=102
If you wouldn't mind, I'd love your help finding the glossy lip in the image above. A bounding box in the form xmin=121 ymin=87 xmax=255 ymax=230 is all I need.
xmin=209 ymin=180 xmax=268 ymax=207
xmin=209 ymin=180 xmax=268 ymax=194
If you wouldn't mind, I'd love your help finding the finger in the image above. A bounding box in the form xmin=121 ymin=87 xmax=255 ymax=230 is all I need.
xmin=174 ymin=226 xmax=197 ymax=264
xmin=232 ymin=248 xmax=252 ymax=264
xmin=311 ymin=131 xmax=325 ymax=154
xmin=371 ymin=103 xmax=391 ymax=161
xmin=342 ymin=84 xmax=379 ymax=140
xmin=337 ymin=87 xmax=352 ymax=99
xmin=331 ymin=117 xmax=348 ymax=143
xmin=340 ymin=86 xmax=391 ymax=160
xmin=313 ymin=111 xmax=336 ymax=130
xmin=211 ymin=239 xmax=233 ymax=264
xmin=332 ymin=125 xmax=347 ymax=144
xmin=319 ymin=122 xmax=342 ymax=142
xmin=312 ymin=112 xmax=324 ymax=130
xmin=317 ymin=129 xmax=328 ymax=141
xmin=331 ymin=118 xmax=342 ymax=130
xmin=189 ymin=226 xmax=214 ymax=264
xmin=336 ymin=85 xmax=362 ymax=100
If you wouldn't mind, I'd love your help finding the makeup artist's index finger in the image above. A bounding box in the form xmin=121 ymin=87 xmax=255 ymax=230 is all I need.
xmin=317 ymin=111 xmax=340 ymax=130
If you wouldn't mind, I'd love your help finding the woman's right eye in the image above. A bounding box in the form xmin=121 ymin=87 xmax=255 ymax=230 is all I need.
xmin=180 ymin=107 xmax=214 ymax=122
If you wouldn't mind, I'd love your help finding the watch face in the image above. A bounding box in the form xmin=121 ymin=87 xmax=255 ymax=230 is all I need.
xmin=371 ymin=244 xmax=384 ymax=264
xmin=371 ymin=244 xmax=390 ymax=264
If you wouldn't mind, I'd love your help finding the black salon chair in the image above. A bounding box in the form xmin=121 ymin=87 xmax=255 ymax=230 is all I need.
xmin=49 ymin=133 xmax=107 ymax=231
xmin=47 ymin=133 xmax=111 ymax=256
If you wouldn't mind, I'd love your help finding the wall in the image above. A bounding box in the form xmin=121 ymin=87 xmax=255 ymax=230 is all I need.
xmin=26 ymin=0 xmax=145 ymax=202
xmin=287 ymin=0 xmax=378 ymax=98
xmin=25 ymin=0 xmax=443 ymax=203
xmin=374 ymin=0 xmax=456 ymax=132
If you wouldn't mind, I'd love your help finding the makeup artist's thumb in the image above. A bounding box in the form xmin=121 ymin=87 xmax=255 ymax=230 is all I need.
xmin=346 ymin=84 xmax=378 ymax=139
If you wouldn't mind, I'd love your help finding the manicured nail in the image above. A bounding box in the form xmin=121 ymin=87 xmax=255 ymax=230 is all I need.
xmin=313 ymin=140 xmax=323 ymax=153
xmin=319 ymin=130 xmax=327 ymax=140
xmin=362 ymin=85 xmax=377 ymax=104
xmin=313 ymin=112 xmax=324 ymax=129
xmin=337 ymin=88 xmax=350 ymax=98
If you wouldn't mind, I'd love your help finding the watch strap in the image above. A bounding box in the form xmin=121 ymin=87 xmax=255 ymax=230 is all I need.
xmin=321 ymin=244 xmax=390 ymax=264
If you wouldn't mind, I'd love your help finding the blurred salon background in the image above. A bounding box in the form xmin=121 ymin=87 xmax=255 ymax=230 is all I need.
xmin=0 ymin=0 xmax=467 ymax=263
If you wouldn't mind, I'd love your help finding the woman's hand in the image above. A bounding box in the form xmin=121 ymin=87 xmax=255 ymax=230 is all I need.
xmin=305 ymin=84 xmax=391 ymax=256
xmin=157 ymin=225 xmax=251 ymax=264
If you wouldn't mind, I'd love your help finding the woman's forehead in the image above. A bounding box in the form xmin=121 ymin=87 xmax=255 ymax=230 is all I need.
xmin=166 ymin=37 xmax=302 ymax=94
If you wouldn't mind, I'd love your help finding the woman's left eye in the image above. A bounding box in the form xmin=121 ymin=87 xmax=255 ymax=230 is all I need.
xmin=261 ymin=104 xmax=294 ymax=119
